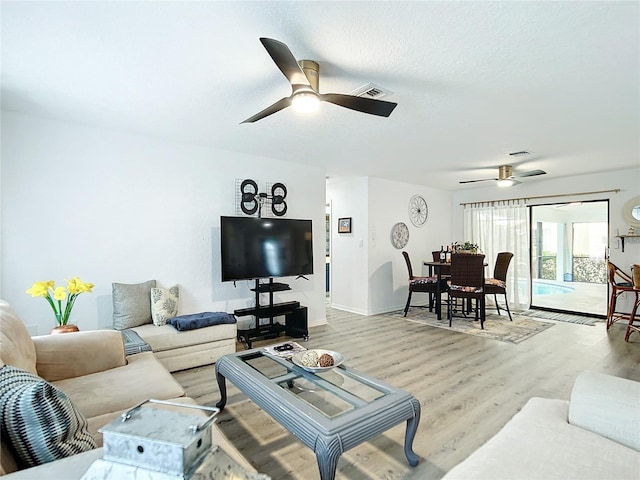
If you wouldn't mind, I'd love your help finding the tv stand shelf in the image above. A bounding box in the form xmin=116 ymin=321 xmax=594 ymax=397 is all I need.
xmin=234 ymin=278 xmax=308 ymax=348
xmin=234 ymin=300 xmax=300 ymax=318
xmin=251 ymin=282 xmax=291 ymax=293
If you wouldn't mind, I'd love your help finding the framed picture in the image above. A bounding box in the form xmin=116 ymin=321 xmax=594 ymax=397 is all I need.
xmin=338 ymin=217 xmax=352 ymax=233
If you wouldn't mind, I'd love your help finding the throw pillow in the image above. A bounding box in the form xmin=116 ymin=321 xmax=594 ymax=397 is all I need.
xmin=112 ymin=280 xmax=156 ymax=330
xmin=151 ymin=285 xmax=179 ymax=326
xmin=0 ymin=365 xmax=97 ymax=469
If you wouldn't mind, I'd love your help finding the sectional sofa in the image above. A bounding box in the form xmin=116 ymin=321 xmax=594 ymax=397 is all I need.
xmin=443 ymin=370 xmax=640 ymax=479
xmin=0 ymin=300 xmax=260 ymax=478
xmin=111 ymin=280 xmax=238 ymax=372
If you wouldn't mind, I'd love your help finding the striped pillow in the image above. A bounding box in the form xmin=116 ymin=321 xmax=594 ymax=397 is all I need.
xmin=0 ymin=365 xmax=97 ymax=468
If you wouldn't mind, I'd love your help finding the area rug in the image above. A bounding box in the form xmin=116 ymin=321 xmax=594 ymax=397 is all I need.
xmin=520 ymin=309 xmax=600 ymax=326
xmin=386 ymin=309 xmax=554 ymax=344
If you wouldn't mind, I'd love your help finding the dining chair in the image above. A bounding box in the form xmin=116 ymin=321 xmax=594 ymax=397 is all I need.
xmin=624 ymin=264 xmax=640 ymax=342
xmin=606 ymin=261 xmax=637 ymax=331
xmin=402 ymin=251 xmax=440 ymax=317
xmin=431 ymin=251 xmax=451 ymax=277
xmin=484 ymin=252 xmax=514 ymax=321
xmin=447 ymin=254 xmax=486 ymax=329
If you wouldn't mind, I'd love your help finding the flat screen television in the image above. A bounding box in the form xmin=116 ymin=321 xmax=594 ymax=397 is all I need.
xmin=220 ymin=216 xmax=314 ymax=282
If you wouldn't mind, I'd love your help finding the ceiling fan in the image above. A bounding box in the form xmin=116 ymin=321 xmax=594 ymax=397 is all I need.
xmin=241 ymin=38 xmax=397 ymax=123
xmin=459 ymin=165 xmax=547 ymax=187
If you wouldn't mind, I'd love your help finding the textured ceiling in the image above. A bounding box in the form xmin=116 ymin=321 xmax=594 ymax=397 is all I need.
xmin=2 ymin=1 xmax=638 ymax=190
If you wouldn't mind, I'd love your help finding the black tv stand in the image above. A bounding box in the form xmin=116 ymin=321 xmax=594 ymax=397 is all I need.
xmin=234 ymin=278 xmax=309 ymax=348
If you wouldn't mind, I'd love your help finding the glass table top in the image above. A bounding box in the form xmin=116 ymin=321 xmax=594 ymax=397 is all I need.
xmin=240 ymin=351 xmax=389 ymax=419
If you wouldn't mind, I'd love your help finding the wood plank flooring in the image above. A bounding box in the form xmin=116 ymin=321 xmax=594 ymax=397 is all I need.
xmin=173 ymin=308 xmax=640 ymax=480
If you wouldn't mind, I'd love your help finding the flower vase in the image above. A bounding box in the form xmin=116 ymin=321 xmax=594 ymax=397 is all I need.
xmin=50 ymin=324 xmax=79 ymax=334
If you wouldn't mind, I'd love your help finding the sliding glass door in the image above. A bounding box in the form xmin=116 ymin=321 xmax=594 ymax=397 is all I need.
xmin=530 ymin=201 xmax=608 ymax=317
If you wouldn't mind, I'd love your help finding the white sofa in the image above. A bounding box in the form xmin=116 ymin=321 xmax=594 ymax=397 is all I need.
xmin=443 ymin=370 xmax=640 ymax=480
xmin=130 ymin=322 xmax=237 ymax=373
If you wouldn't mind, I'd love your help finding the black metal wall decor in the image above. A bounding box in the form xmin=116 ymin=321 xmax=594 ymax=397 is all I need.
xmin=240 ymin=179 xmax=287 ymax=217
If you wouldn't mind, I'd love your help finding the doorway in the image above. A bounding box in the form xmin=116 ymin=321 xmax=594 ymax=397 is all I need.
xmin=530 ymin=200 xmax=608 ymax=317
xmin=325 ymin=204 xmax=331 ymax=302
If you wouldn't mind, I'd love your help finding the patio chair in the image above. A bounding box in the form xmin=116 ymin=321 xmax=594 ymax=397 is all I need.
xmin=606 ymin=261 xmax=637 ymax=331
xmin=624 ymin=264 xmax=640 ymax=342
xmin=484 ymin=252 xmax=514 ymax=321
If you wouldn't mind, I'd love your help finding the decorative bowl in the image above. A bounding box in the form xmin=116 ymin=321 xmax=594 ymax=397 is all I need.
xmin=291 ymin=349 xmax=344 ymax=372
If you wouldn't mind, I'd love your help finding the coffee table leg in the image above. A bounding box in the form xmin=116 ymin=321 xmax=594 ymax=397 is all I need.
xmin=404 ymin=399 xmax=421 ymax=466
xmin=314 ymin=435 xmax=342 ymax=480
xmin=216 ymin=370 xmax=228 ymax=410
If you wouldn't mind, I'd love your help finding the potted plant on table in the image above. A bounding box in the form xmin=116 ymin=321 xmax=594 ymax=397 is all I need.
xmin=454 ymin=241 xmax=480 ymax=254
xmin=26 ymin=277 xmax=94 ymax=334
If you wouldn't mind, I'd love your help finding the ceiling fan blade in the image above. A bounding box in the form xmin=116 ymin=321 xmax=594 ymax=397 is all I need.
xmin=241 ymin=97 xmax=292 ymax=123
xmin=321 ymin=93 xmax=397 ymax=117
xmin=515 ymin=169 xmax=546 ymax=178
xmin=259 ymin=38 xmax=311 ymax=88
xmin=511 ymin=179 xmax=523 ymax=186
xmin=459 ymin=178 xmax=497 ymax=184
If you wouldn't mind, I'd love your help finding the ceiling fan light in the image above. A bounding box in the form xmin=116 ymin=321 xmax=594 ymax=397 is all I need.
xmin=497 ymin=178 xmax=514 ymax=188
xmin=291 ymin=92 xmax=320 ymax=113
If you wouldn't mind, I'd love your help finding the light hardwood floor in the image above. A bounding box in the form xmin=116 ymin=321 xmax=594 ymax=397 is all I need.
xmin=173 ymin=308 xmax=640 ymax=480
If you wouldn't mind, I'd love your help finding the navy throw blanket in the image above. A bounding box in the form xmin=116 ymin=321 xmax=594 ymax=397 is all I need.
xmin=167 ymin=312 xmax=237 ymax=332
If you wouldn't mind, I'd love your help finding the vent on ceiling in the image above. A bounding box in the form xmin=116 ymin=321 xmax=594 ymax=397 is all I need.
xmin=350 ymin=83 xmax=392 ymax=99
xmin=508 ymin=150 xmax=531 ymax=157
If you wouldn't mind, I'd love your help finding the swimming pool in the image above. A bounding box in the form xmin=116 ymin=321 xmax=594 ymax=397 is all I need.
xmin=532 ymin=281 xmax=575 ymax=295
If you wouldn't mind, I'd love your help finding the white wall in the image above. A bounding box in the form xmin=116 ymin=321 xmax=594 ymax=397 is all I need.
xmin=1 ymin=111 xmax=327 ymax=335
xmin=327 ymin=176 xmax=453 ymax=315
xmin=326 ymin=177 xmax=369 ymax=314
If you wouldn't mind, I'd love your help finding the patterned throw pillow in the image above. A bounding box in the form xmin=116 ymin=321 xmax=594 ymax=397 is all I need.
xmin=112 ymin=280 xmax=157 ymax=330
xmin=151 ymin=285 xmax=179 ymax=326
xmin=0 ymin=365 xmax=97 ymax=468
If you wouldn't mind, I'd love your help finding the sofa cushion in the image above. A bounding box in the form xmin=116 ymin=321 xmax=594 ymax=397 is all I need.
xmin=151 ymin=285 xmax=179 ymax=326
xmin=0 ymin=300 xmax=37 ymax=376
xmin=32 ymin=330 xmax=126 ymax=382
xmin=569 ymin=370 xmax=640 ymax=451
xmin=0 ymin=365 xmax=97 ymax=469
xmin=132 ymin=322 xmax=237 ymax=352
xmin=112 ymin=280 xmax=156 ymax=330
xmin=52 ymin=351 xmax=185 ymax=419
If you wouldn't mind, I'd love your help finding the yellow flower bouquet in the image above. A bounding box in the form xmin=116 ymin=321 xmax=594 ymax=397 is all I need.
xmin=26 ymin=277 xmax=94 ymax=326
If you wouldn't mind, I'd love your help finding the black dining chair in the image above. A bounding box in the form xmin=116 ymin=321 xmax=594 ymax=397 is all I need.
xmin=402 ymin=251 xmax=441 ymax=317
xmin=431 ymin=251 xmax=451 ymax=277
xmin=447 ymin=254 xmax=486 ymax=329
xmin=484 ymin=252 xmax=514 ymax=321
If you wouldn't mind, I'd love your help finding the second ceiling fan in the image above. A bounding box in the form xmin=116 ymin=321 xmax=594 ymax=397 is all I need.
xmin=241 ymin=38 xmax=397 ymax=123
xmin=459 ymin=165 xmax=547 ymax=187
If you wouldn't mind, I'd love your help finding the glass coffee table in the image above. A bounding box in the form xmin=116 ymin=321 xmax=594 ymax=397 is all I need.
xmin=215 ymin=348 xmax=420 ymax=480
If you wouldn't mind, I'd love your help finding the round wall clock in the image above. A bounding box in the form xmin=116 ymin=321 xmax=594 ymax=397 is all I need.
xmin=391 ymin=222 xmax=410 ymax=249
xmin=408 ymin=194 xmax=428 ymax=227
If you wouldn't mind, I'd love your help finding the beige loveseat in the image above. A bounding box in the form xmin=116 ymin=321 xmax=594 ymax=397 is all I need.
xmin=130 ymin=321 xmax=237 ymax=373
xmin=443 ymin=370 xmax=640 ymax=480
xmin=111 ymin=281 xmax=238 ymax=372
xmin=0 ymin=300 xmax=255 ymax=478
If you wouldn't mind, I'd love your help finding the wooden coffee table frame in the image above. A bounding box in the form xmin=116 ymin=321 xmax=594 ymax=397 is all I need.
xmin=216 ymin=350 xmax=420 ymax=480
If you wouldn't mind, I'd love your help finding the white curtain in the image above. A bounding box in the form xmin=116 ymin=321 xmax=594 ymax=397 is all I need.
xmin=463 ymin=199 xmax=531 ymax=310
